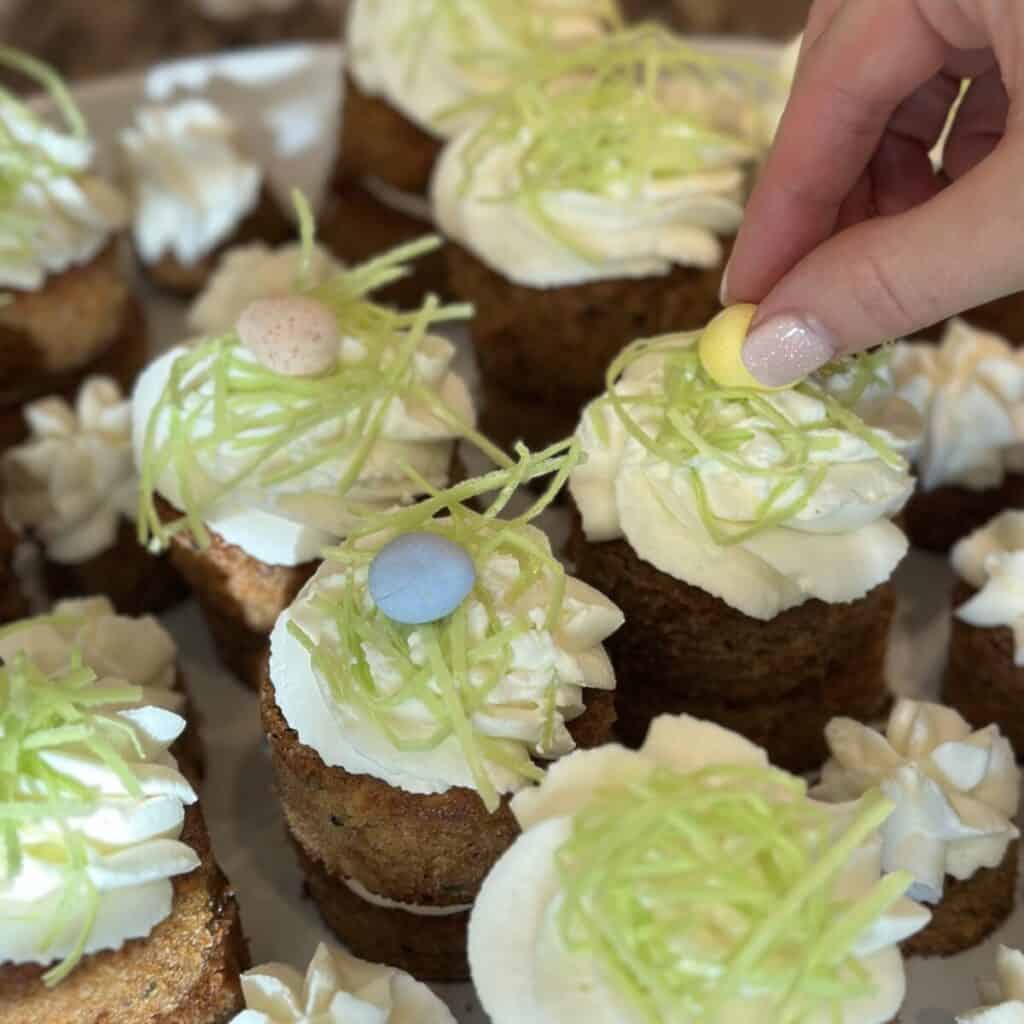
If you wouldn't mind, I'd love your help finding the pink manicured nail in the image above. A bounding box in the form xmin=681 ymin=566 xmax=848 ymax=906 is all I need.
xmin=718 ymin=259 xmax=731 ymax=305
xmin=741 ymin=314 xmax=838 ymax=387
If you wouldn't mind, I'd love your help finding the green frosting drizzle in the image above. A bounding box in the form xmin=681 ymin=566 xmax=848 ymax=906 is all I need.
xmin=446 ymin=25 xmax=770 ymax=261
xmin=556 ymin=766 xmax=910 ymax=1023
xmin=138 ymin=217 xmax=505 ymax=551
xmin=0 ymin=614 xmax=146 ymax=987
xmin=289 ymin=440 xmax=583 ymax=813
xmin=592 ymin=333 xmax=904 ymax=545
xmin=0 ymin=48 xmax=89 ymax=275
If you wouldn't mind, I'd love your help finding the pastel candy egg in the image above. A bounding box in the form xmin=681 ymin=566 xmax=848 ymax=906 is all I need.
xmin=369 ymin=532 xmax=476 ymax=626
xmin=698 ymin=303 xmax=793 ymax=391
xmin=237 ymin=295 xmax=339 ymax=377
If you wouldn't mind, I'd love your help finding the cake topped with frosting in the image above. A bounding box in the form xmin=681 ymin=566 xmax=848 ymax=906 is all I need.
xmin=0 ymin=597 xmax=193 ymax=986
xmin=3 ymin=376 xmax=136 ymax=565
xmin=119 ymin=99 xmax=262 ymax=269
xmin=231 ymin=942 xmax=456 ymax=1023
xmin=269 ymin=443 xmax=624 ymax=812
xmin=469 ymin=713 xmax=929 ymax=1024
xmin=958 ymin=946 xmax=1024 ymax=1023
xmin=133 ymin=220 xmax=484 ymax=567
xmin=347 ymin=0 xmax=622 ymax=141
xmin=815 ymin=699 xmax=1020 ymax=904
xmin=891 ymin=318 xmax=1024 ymax=492
xmin=0 ymin=48 xmax=127 ymax=291
xmin=433 ymin=26 xmax=771 ymax=287
xmin=570 ymin=330 xmax=920 ymax=619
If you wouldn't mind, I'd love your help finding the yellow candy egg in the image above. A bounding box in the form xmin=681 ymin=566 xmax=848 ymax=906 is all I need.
xmin=698 ymin=304 xmax=792 ymax=391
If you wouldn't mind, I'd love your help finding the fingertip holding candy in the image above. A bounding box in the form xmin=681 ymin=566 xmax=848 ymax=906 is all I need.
xmin=698 ymin=304 xmax=798 ymax=391
xmin=238 ymin=295 xmax=340 ymax=377
xmin=369 ymin=532 xmax=476 ymax=626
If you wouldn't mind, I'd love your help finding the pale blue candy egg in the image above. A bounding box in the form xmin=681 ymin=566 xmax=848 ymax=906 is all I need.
xmin=368 ymin=532 xmax=476 ymax=625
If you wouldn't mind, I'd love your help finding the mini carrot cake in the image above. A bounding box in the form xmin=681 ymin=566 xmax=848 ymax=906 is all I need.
xmin=568 ymin=323 xmax=920 ymax=771
xmin=946 ymin=510 xmax=1024 ymax=751
xmin=891 ymin=319 xmax=1024 ymax=552
xmin=0 ymin=513 xmax=27 ymax=624
xmin=957 ymin=946 xmax=1024 ymax=1022
xmin=328 ymin=0 xmax=621 ymax=305
xmin=434 ymin=27 xmax=770 ymax=452
xmin=815 ymin=699 xmax=1020 ymax=957
xmin=0 ymin=600 xmax=246 ymax=1024
xmin=3 ymin=376 xmax=184 ymax=615
xmin=0 ymin=50 xmax=141 ymax=450
xmin=230 ymin=942 xmax=456 ymax=1023
xmin=470 ymin=713 xmax=929 ymax=1024
xmin=120 ymin=99 xmax=291 ymax=297
xmin=133 ymin=229 xmax=481 ymax=689
xmin=262 ymin=448 xmax=623 ymax=980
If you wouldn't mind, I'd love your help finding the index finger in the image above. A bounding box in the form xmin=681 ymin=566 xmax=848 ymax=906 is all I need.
xmin=726 ymin=0 xmax=948 ymax=303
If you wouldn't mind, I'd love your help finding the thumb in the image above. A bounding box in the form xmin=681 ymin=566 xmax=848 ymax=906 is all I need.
xmin=736 ymin=139 xmax=1024 ymax=387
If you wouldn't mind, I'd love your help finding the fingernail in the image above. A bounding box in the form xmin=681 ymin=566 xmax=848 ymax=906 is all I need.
xmin=718 ymin=259 xmax=731 ymax=305
xmin=741 ymin=314 xmax=838 ymax=387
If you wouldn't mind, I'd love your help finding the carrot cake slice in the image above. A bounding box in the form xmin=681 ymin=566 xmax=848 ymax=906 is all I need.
xmin=469 ymin=713 xmax=929 ymax=1024
xmin=815 ymin=698 xmax=1020 ymax=957
xmin=946 ymin=510 xmax=1024 ymax=752
xmin=891 ymin=319 xmax=1024 ymax=552
xmin=0 ymin=49 xmax=142 ymax=449
xmin=262 ymin=446 xmax=623 ymax=980
xmin=956 ymin=945 xmax=1024 ymax=1022
xmin=3 ymin=376 xmax=184 ymax=614
xmin=229 ymin=942 xmax=456 ymax=1022
xmin=434 ymin=26 xmax=773 ymax=453
xmin=0 ymin=599 xmax=246 ymax=1023
xmin=568 ymin=323 xmax=920 ymax=771
xmin=133 ymin=219 xmax=484 ymax=690
xmin=120 ymin=99 xmax=291 ymax=297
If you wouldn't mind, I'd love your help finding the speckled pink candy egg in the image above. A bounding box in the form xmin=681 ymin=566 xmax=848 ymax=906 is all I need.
xmin=237 ymin=295 xmax=340 ymax=377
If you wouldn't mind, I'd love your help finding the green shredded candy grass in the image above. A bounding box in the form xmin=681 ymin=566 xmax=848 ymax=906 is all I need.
xmin=594 ymin=334 xmax=903 ymax=545
xmin=290 ymin=441 xmax=581 ymax=813
xmin=556 ymin=766 xmax=911 ymax=1023
xmin=0 ymin=616 xmax=147 ymax=987
xmin=138 ymin=201 xmax=507 ymax=551
xmin=0 ymin=47 xmax=89 ymax=272
xmin=445 ymin=25 xmax=770 ymax=261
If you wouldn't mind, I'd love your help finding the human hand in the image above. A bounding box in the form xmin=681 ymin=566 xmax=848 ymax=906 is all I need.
xmin=723 ymin=0 xmax=1022 ymax=386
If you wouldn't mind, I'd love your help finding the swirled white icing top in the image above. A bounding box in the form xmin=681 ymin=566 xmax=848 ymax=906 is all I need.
xmin=3 ymin=376 xmax=136 ymax=564
xmin=815 ymin=699 xmax=1020 ymax=904
xmin=958 ymin=946 xmax=1024 ymax=1023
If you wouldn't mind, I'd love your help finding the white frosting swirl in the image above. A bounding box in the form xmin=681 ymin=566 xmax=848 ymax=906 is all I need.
xmin=815 ymin=699 xmax=1020 ymax=904
xmin=0 ymin=597 xmax=195 ymax=970
xmin=3 ymin=377 xmax=136 ymax=564
xmin=432 ymin=128 xmax=746 ymax=287
xmin=0 ymin=103 xmax=128 ymax=291
xmin=958 ymin=946 xmax=1024 ymax=1023
xmin=953 ymin=510 xmax=1024 ymax=664
xmin=891 ymin=319 xmax=1024 ymax=491
xmin=188 ymin=241 xmax=341 ymax=337
xmin=569 ymin=336 xmax=919 ymax=619
xmin=120 ymin=100 xmax=262 ymax=268
xmin=131 ymin=331 xmax=473 ymax=567
xmin=232 ymin=943 xmax=456 ymax=1024
xmin=269 ymin=525 xmax=623 ymax=797
xmin=469 ymin=714 xmax=929 ymax=1024
xmin=347 ymin=0 xmax=616 ymax=140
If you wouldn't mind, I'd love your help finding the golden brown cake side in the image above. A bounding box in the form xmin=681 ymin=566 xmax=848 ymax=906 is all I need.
xmin=319 ymin=179 xmax=448 ymax=309
xmin=261 ymin=667 xmax=615 ymax=979
xmin=902 ymin=474 xmax=1024 ymax=553
xmin=903 ymin=840 xmax=1019 ymax=957
xmin=447 ymin=240 xmax=728 ymax=410
xmin=944 ymin=579 xmax=1024 ymax=752
xmin=41 ymin=518 xmax=187 ymax=617
xmin=335 ymin=74 xmax=442 ymax=197
xmin=0 ymin=804 xmax=249 ymax=1024
xmin=158 ymin=497 xmax=318 ymax=690
xmin=139 ymin=185 xmax=293 ymax=298
xmin=0 ymin=243 xmax=132 ymax=403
